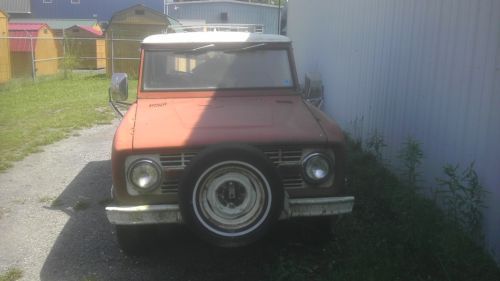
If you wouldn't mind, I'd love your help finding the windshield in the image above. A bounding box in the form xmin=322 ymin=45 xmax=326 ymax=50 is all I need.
xmin=142 ymin=48 xmax=294 ymax=91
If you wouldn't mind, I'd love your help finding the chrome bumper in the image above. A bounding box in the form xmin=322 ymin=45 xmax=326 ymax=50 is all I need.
xmin=282 ymin=196 xmax=355 ymax=218
xmin=105 ymin=196 xmax=355 ymax=225
xmin=106 ymin=204 xmax=183 ymax=225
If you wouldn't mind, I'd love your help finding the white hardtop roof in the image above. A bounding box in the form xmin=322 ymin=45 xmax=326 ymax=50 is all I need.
xmin=142 ymin=32 xmax=291 ymax=45
xmin=167 ymin=0 xmax=280 ymax=9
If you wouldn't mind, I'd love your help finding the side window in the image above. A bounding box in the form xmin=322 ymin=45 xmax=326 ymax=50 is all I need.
xmin=43 ymin=0 xmax=53 ymax=3
xmin=71 ymin=0 xmax=80 ymax=4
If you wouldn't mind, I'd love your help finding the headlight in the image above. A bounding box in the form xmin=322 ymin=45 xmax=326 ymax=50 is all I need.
xmin=302 ymin=153 xmax=333 ymax=184
xmin=128 ymin=159 xmax=162 ymax=192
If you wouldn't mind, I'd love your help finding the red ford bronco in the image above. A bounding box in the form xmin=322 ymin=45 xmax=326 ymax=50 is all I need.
xmin=106 ymin=32 xmax=354 ymax=253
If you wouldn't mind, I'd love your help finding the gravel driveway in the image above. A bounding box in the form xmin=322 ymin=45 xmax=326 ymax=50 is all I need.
xmin=0 ymin=122 xmax=331 ymax=281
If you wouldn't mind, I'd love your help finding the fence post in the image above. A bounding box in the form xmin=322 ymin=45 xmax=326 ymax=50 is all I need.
xmin=29 ymin=35 xmax=36 ymax=81
xmin=62 ymin=30 xmax=66 ymax=58
xmin=62 ymin=29 xmax=66 ymax=65
xmin=111 ymin=31 xmax=115 ymax=74
xmin=62 ymin=30 xmax=67 ymax=78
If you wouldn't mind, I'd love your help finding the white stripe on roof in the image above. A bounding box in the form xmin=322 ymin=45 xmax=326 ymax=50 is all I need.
xmin=142 ymin=32 xmax=291 ymax=44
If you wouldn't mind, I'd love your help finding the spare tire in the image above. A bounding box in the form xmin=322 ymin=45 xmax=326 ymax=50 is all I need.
xmin=178 ymin=144 xmax=284 ymax=247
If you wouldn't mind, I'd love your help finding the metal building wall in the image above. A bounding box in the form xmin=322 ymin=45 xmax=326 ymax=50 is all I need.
xmin=288 ymin=0 xmax=500 ymax=262
xmin=30 ymin=0 xmax=164 ymax=22
xmin=166 ymin=1 xmax=279 ymax=34
xmin=0 ymin=0 xmax=31 ymax=14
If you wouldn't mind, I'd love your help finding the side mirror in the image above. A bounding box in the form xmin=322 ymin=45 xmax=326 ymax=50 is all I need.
xmin=302 ymin=72 xmax=324 ymax=108
xmin=109 ymin=73 xmax=128 ymax=101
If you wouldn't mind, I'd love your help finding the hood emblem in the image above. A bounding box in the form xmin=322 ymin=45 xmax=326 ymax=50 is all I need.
xmin=149 ymin=102 xmax=168 ymax=108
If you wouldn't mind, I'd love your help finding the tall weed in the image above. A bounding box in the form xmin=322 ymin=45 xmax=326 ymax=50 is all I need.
xmin=398 ymin=137 xmax=424 ymax=189
xmin=435 ymin=163 xmax=487 ymax=241
xmin=366 ymin=130 xmax=387 ymax=162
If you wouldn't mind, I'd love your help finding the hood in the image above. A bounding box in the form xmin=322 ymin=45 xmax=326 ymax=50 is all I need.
xmin=132 ymin=95 xmax=327 ymax=150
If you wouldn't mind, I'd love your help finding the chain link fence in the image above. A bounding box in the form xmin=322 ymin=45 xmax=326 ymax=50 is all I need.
xmin=0 ymin=36 xmax=143 ymax=81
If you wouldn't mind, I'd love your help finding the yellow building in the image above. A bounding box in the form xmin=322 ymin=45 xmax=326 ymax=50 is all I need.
xmin=64 ymin=25 xmax=106 ymax=69
xmin=106 ymin=4 xmax=174 ymax=77
xmin=9 ymin=23 xmax=59 ymax=78
xmin=0 ymin=9 xmax=11 ymax=83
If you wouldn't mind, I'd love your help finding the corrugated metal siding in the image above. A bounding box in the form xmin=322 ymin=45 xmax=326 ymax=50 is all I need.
xmin=288 ymin=0 xmax=500 ymax=263
xmin=166 ymin=2 xmax=279 ymax=34
xmin=0 ymin=0 xmax=31 ymax=14
xmin=30 ymin=0 xmax=164 ymax=22
xmin=10 ymin=19 xmax=99 ymax=30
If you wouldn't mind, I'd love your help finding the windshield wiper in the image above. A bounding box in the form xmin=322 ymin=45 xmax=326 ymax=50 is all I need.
xmin=223 ymin=43 xmax=267 ymax=53
xmin=174 ymin=44 xmax=215 ymax=54
xmin=190 ymin=44 xmax=215 ymax=51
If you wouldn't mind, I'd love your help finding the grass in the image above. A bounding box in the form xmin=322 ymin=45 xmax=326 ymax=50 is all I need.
xmin=73 ymin=199 xmax=90 ymax=211
xmin=267 ymin=140 xmax=500 ymax=281
xmin=0 ymin=267 xmax=23 ymax=281
xmin=0 ymin=74 xmax=137 ymax=171
xmin=38 ymin=195 xmax=56 ymax=204
xmin=50 ymin=198 xmax=64 ymax=208
xmin=38 ymin=195 xmax=64 ymax=208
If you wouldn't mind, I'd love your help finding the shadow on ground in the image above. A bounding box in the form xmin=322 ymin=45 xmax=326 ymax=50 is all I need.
xmin=40 ymin=160 xmax=333 ymax=281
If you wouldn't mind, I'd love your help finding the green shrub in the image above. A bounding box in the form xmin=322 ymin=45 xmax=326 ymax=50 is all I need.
xmin=267 ymin=138 xmax=499 ymax=281
xmin=436 ymin=163 xmax=487 ymax=241
xmin=366 ymin=130 xmax=387 ymax=161
xmin=0 ymin=267 xmax=23 ymax=281
xmin=398 ymin=137 xmax=424 ymax=189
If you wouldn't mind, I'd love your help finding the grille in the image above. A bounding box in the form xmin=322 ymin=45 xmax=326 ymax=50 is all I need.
xmin=158 ymin=147 xmax=304 ymax=194
xmin=282 ymin=175 xmax=304 ymax=189
xmin=262 ymin=147 xmax=303 ymax=166
xmin=159 ymin=151 xmax=196 ymax=194
xmin=263 ymin=147 xmax=304 ymax=188
xmin=159 ymin=151 xmax=197 ymax=169
xmin=161 ymin=180 xmax=179 ymax=194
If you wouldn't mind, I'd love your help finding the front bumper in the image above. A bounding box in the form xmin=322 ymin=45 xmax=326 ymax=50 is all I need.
xmin=105 ymin=196 xmax=355 ymax=225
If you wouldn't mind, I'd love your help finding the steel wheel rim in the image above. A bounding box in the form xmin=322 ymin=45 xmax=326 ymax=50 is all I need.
xmin=193 ymin=161 xmax=272 ymax=237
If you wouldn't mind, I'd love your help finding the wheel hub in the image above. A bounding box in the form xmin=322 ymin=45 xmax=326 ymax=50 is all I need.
xmin=216 ymin=180 xmax=247 ymax=208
